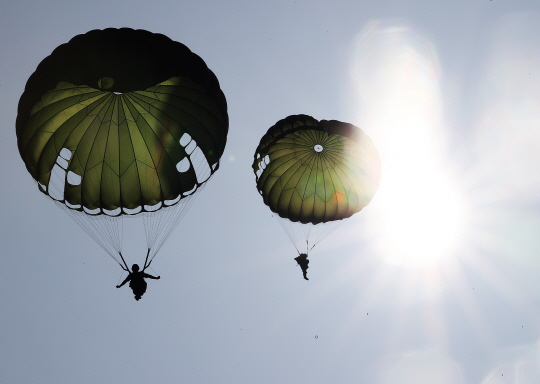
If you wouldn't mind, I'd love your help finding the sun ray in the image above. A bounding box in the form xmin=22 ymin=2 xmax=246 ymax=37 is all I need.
xmin=348 ymin=21 xmax=467 ymax=268
xmin=333 ymin=17 xmax=540 ymax=381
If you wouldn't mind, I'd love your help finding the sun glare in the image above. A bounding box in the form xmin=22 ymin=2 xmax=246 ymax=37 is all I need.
xmin=330 ymin=16 xmax=540 ymax=383
xmin=350 ymin=21 xmax=468 ymax=268
xmin=373 ymin=155 xmax=467 ymax=267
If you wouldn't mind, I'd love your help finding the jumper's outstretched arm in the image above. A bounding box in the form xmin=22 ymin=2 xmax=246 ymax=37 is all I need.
xmin=143 ymin=273 xmax=160 ymax=280
xmin=116 ymin=275 xmax=130 ymax=288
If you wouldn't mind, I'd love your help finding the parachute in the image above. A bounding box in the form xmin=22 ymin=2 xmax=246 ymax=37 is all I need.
xmin=16 ymin=28 xmax=228 ymax=271
xmin=252 ymin=115 xmax=381 ymax=268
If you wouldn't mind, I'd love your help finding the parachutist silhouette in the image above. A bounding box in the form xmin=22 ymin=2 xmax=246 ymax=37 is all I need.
xmin=16 ymin=29 xmax=229 ymax=279
xmin=116 ymin=264 xmax=160 ymax=301
xmin=253 ymin=115 xmax=381 ymax=280
xmin=294 ymin=253 xmax=309 ymax=280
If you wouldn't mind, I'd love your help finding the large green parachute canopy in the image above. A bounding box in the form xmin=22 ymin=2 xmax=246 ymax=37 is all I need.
xmin=17 ymin=28 xmax=228 ymax=215
xmin=253 ymin=115 xmax=380 ymax=254
xmin=16 ymin=28 xmax=228 ymax=268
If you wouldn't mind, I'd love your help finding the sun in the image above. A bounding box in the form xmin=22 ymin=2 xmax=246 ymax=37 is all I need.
xmin=349 ymin=21 xmax=469 ymax=268
xmin=368 ymin=159 xmax=468 ymax=268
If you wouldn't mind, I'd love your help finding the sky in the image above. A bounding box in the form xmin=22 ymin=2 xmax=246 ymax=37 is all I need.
xmin=2 ymin=0 xmax=540 ymax=383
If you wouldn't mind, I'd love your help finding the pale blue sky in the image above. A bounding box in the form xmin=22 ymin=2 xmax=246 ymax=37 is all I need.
xmin=2 ymin=1 xmax=540 ymax=383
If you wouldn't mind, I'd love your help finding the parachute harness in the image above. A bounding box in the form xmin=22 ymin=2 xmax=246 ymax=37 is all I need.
xmin=274 ymin=214 xmax=344 ymax=255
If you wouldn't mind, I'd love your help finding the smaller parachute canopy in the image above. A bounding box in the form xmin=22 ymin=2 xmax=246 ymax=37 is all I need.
xmin=253 ymin=114 xmax=381 ymax=225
